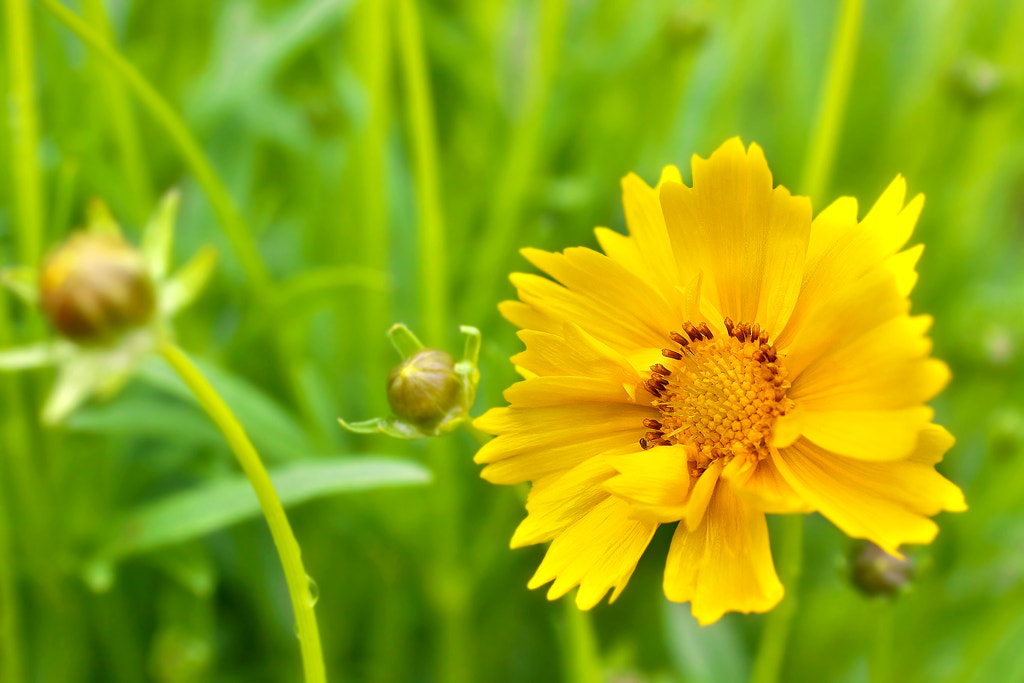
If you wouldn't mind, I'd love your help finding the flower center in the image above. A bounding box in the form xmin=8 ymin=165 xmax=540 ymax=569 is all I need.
xmin=639 ymin=319 xmax=791 ymax=471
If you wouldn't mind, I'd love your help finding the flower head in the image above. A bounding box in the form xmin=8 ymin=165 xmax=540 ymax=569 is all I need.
xmin=0 ymin=191 xmax=217 ymax=424
xmin=474 ymin=138 xmax=966 ymax=624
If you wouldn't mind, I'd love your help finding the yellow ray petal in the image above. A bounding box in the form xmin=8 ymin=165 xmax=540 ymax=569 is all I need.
xmin=723 ymin=452 xmax=812 ymax=514
xmin=513 ymin=320 xmax=640 ymax=381
xmin=474 ymin=402 xmax=653 ymax=483
xmin=790 ymin=315 xmax=950 ymax=411
xmin=660 ymin=138 xmax=812 ymax=335
xmin=523 ymin=246 xmax=676 ymax=334
xmin=663 ymin=483 xmax=784 ymax=625
xmin=512 ymin=456 xmax=619 ymax=548
xmin=781 ymin=263 xmax=910 ymax=378
xmin=773 ymin=437 xmax=966 ymax=556
xmin=503 ymin=376 xmax=634 ymax=407
xmin=604 ymin=444 xmax=694 ymax=523
xmin=511 ymin=270 xmax=667 ymax=353
xmin=529 ymin=496 xmax=657 ymax=609
xmin=618 ymin=169 xmax=684 ymax=302
xmin=799 ymin=406 xmax=934 ymax=462
xmin=776 ymin=177 xmax=923 ymax=350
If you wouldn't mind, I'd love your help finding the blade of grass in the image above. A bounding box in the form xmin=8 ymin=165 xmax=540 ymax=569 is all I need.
xmin=396 ymin=3 xmax=471 ymax=683
xmin=5 ymin=0 xmax=45 ymax=264
xmin=82 ymin=0 xmax=154 ymax=223
xmin=35 ymin=0 xmax=270 ymax=289
xmin=460 ymin=0 xmax=567 ymax=325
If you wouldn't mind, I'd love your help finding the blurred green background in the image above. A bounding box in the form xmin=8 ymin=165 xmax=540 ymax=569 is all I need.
xmin=1 ymin=0 xmax=1023 ymax=681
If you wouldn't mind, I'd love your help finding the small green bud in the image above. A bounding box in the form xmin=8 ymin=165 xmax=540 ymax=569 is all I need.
xmin=387 ymin=348 xmax=463 ymax=432
xmin=850 ymin=541 xmax=914 ymax=598
xmin=340 ymin=324 xmax=481 ymax=440
xmin=39 ymin=231 xmax=156 ymax=344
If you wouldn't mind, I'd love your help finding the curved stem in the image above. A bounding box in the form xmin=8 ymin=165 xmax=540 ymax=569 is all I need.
xmin=5 ymin=0 xmax=45 ymax=264
xmin=35 ymin=0 xmax=270 ymax=289
xmin=800 ymin=0 xmax=863 ymax=205
xmin=396 ymin=4 xmax=472 ymax=681
xmin=397 ymin=0 xmax=446 ymax=348
xmin=750 ymin=515 xmax=804 ymax=683
xmin=158 ymin=342 xmax=326 ymax=683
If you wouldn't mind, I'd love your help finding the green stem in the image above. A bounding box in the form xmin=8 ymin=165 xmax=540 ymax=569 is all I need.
xmin=0 ymin=473 xmax=25 ymax=683
xmin=350 ymin=0 xmax=393 ymax=416
xmin=82 ymin=0 xmax=154 ymax=223
xmin=35 ymin=0 xmax=270 ymax=289
xmin=870 ymin=600 xmax=895 ymax=683
xmin=799 ymin=0 xmax=863 ymax=205
xmin=158 ymin=342 xmax=326 ymax=683
xmin=397 ymin=0 xmax=446 ymax=348
xmin=750 ymin=515 xmax=804 ymax=683
xmin=396 ymin=4 xmax=472 ymax=681
xmin=5 ymin=0 xmax=45 ymax=264
xmin=461 ymin=0 xmax=567 ymax=324
xmin=562 ymin=600 xmax=602 ymax=683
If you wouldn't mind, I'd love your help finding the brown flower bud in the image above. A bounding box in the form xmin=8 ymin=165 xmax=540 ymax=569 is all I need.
xmin=850 ymin=541 xmax=914 ymax=598
xmin=39 ymin=232 xmax=156 ymax=344
xmin=386 ymin=348 xmax=463 ymax=431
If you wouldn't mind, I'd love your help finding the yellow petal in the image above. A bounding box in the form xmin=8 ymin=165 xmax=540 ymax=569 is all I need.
xmin=512 ymin=456 xmax=619 ymax=547
xmin=799 ymin=406 xmax=934 ymax=462
xmin=773 ymin=437 xmax=966 ymax=556
xmin=723 ymin=452 xmax=812 ymax=514
xmin=790 ymin=315 xmax=951 ymax=411
xmin=499 ymin=299 xmax=558 ymax=335
xmin=618 ymin=169 xmax=684 ymax=304
xmin=517 ymin=245 xmax=675 ymax=352
xmin=781 ymin=263 xmax=909 ymax=378
xmin=503 ymin=376 xmax=633 ymax=407
xmin=776 ymin=177 xmax=923 ymax=350
xmin=604 ymin=444 xmax=694 ymax=523
xmin=474 ymin=402 xmax=653 ymax=484
xmin=512 ymin=321 xmax=639 ymax=382
xmin=511 ymin=271 xmax=662 ymax=353
xmin=684 ymin=458 xmax=723 ymax=531
xmin=660 ymin=138 xmax=811 ymax=335
xmin=663 ymin=483 xmax=784 ymax=625
xmin=529 ymin=496 xmax=657 ymax=609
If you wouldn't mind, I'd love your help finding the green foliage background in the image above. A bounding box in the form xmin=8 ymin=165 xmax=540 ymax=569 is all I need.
xmin=1 ymin=0 xmax=1023 ymax=681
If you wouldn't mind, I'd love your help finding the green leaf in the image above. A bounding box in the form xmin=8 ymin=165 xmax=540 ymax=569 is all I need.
xmin=102 ymin=456 xmax=432 ymax=558
xmin=387 ymin=323 xmax=424 ymax=359
xmin=0 ymin=342 xmax=56 ymax=370
xmin=141 ymin=189 xmax=181 ymax=279
xmin=161 ymin=245 xmax=218 ymax=316
xmin=0 ymin=266 xmax=40 ymax=305
xmin=137 ymin=356 xmax=312 ymax=462
xmin=65 ymin=394 xmax=221 ymax=442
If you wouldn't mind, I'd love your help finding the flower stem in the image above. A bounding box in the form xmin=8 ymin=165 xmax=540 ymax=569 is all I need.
xmin=750 ymin=514 xmax=803 ymax=683
xmin=158 ymin=342 xmax=326 ymax=683
xmin=5 ymin=0 xmax=45 ymax=264
xmin=0 ymin=474 xmax=25 ymax=683
xmin=35 ymin=0 xmax=270 ymax=289
xmin=562 ymin=600 xmax=603 ymax=683
xmin=397 ymin=0 xmax=446 ymax=348
xmin=870 ymin=600 xmax=896 ymax=683
xmin=396 ymin=4 xmax=473 ymax=681
xmin=800 ymin=0 xmax=864 ymax=205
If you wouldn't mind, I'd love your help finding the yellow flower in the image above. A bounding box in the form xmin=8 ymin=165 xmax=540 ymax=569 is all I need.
xmin=473 ymin=138 xmax=966 ymax=625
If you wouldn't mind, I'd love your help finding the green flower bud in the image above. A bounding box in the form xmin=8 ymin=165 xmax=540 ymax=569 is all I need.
xmin=850 ymin=541 xmax=914 ymax=598
xmin=387 ymin=348 xmax=464 ymax=432
xmin=39 ymin=232 xmax=156 ymax=344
